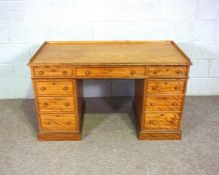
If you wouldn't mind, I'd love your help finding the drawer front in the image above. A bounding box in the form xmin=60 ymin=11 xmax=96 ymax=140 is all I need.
xmin=75 ymin=66 xmax=145 ymax=78
xmin=143 ymin=113 xmax=180 ymax=130
xmin=38 ymin=97 xmax=75 ymax=112
xmin=145 ymin=96 xmax=183 ymax=111
xmin=35 ymin=81 xmax=74 ymax=96
xmin=33 ymin=67 xmax=73 ymax=77
xmin=40 ymin=114 xmax=77 ymax=131
xmin=147 ymin=66 xmax=187 ymax=77
xmin=146 ymin=79 xmax=186 ymax=94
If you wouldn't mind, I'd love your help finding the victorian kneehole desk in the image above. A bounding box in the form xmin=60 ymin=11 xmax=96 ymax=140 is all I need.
xmin=28 ymin=41 xmax=192 ymax=141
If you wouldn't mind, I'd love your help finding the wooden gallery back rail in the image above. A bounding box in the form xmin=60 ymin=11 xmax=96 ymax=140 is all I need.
xmin=28 ymin=41 xmax=192 ymax=141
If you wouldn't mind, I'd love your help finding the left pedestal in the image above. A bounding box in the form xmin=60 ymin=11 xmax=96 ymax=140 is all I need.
xmin=30 ymin=66 xmax=83 ymax=141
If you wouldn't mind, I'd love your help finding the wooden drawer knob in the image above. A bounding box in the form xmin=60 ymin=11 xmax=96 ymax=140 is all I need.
xmin=152 ymin=86 xmax=158 ymax=90
xmin=172 ymin=102 xmax=177 ymax=106
xmin=176 ymin=70 xmax=182 ymax=74
xmin=65 ymin=103 xmax=70 ymax=107
xmin=62 ymin=71 xmax=67 ymax=75
xmin=45 ymin=121 xmax=51 ymax=125
xmin=153 ymin=70 xmax=159 ymax=74
xmin=174 ymin=86 xmax=180 ymax=90
xmin=41 ymin=87 xmax=46 ymax=91
xmin=43 ymin=103 xmax=48 ymax=107
xmin=85 ymin=71 xmax=91 ymax=75
xmin=150 ymin=103 xmax=155 ymax=106
xmin=130 ymin=71 xmax=136 ymax=75
xmin=63 ymin=87 xmax=69 ymax=91
xmin=39 ymin=71 xmax=44 ymax=75
xmin=65 ymin=121 xmax=72 ymax=125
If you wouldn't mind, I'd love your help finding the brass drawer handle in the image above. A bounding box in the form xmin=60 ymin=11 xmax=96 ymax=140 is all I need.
xmin=65 ymin=103 xmax=70 ymax=107
xmin=39 ymin=71 xmax=44 ymax=75
xmin=41 ymin=87 xmax=46 ymax=91
xmin=63 ymin=87 xmax=69 ymax=91
xmin=85 ymin=71 xmax=91 ymax=75
xmin=62 ymin=71 xmax=67 ymax=75
xmin=130 ymin=71 xmax=136 ymax=75
xmin=43 ymin=103 xmax=48 ymax=107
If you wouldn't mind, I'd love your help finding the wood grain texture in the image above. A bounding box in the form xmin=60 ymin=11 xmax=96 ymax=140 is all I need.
xmin=35 ymin=80 xmax=74 ymax=96
xmin=75 ymin=66 xmax=146 ymax=78
xmin=38 ymin=133 xmax=81 ymax=141
xmin=145 ymin=95 xmax=184 ymax=112
xmin=40 ymin=113 xmax=77 ymax=131
xmin=28 ymin=41 xmax=192 ymax=66
xmin=143 ymin=112 xmax=180 ymax=130
xmin=28 ymin=40 xmax=192 ymax=141
xmin=37 ymin=97 xmax=75 ymax=112
xmin=146 ymin=79 xmax=186 ymax=94
xmin=139 ymin=132 xmax=181 ymax=140
xmin=147 ymin=66 xmax=188 ymax=78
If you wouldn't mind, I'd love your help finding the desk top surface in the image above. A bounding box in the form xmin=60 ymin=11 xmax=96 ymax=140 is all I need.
xmin=29 ymin=41 xmax=192 ymax=66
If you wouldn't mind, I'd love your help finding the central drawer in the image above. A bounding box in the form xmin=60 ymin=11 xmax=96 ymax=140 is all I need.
xmin=37 ymin=97 xmax=75 ymax=112
xmin=75 ymin=66 xmax=146 ymax=78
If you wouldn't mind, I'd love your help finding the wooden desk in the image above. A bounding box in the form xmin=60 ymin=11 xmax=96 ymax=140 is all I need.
xmin=28 ymin=41 xmax=192 ymax=141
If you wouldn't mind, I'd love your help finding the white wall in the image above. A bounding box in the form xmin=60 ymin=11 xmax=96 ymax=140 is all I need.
xmin=0 ymin=0 xmax=219 ymax=99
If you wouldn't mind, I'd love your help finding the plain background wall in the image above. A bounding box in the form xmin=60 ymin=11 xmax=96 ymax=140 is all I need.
xmin=0 ymin=0 xmax=219 ymax=99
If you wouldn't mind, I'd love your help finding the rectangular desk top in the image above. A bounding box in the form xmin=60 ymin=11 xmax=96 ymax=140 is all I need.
xmin=29 ymin=41 xmax=192 ymax=66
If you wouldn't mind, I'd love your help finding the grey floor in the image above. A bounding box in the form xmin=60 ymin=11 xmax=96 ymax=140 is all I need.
xmin=0 ymin=97 xmax=219 ymax=175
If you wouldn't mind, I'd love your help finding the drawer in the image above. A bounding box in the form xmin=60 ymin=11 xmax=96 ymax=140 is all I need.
xmin=147 ymin=66 xmax=187 ymax=77
xmin=143 ymin=112 xmax=180 ymax=130
xmin=32 ymin=67 xmax=73 ymax=77
xmin=75 ymin=66 xmax=145 ymax=78
xmin=145 ymin=95 xmax=183 ymax=111
xmin=35 ymin=81 xmax=74 ymax=96
xmin=38 ymin=97 xmax=75 ymax=112
xmin=146 ymin=79 xmax=186 ymax=94
xmin=40 ymin=113 xmax=77 ymax=131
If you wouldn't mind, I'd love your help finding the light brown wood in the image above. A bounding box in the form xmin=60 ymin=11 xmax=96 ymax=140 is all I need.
xmin=35 ymin=80 xmax=74 ymax=96
xmin=28 ymin=41 xmax=192 ymax=66
xmin=28 ymin=40 xmax=192 ymax=141
xmin=147 ymin=66 xmax=188 ymax=78
xmin=145 ymin=95 xmax=184 ymax=112
xmin=37 ymin=97 xmax=75 ymax=113
xmin=139 ymin=131 xmax=181 ymax=140
xmin=32 ymin=66 xmax=73 ymax=77
xmin=143 ymin=112 xmax=180 ymax=130
xmin=75 ymin=66 xmax=146 ymax=78
xmin=40 ymin=113 xmax=77 ymax=131
xmin=146 ymin=79 xmax=186 ymax=94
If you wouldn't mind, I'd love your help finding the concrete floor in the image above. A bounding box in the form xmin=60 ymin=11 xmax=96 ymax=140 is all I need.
xmin=0 ymin=97 xmax=219 ymax=175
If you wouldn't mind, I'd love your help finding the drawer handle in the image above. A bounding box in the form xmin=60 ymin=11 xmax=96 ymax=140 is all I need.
xmin=130 ymin=71 xmax=136 ymax=75
xmin=174 ymin=86 xmax=180 ymax=90
xmin=65 ymin=103 xmax=70 ymax=107
xmin=150 ymin=103 xmax=155 ymax=106
xmin=65 ymin=121 xmax=72 ymax=125
xmin=85 ymin=71 xmax=91 ymax=75
xmin=153 ymin=70 xmax=159 ymax=74
xmin=62 ymin=71 xmax=68 ymax=75
xmin=63 ymin=87 xmax=69 ymax=91
xmin=172 ymin=102 xmax=177 ymax=106
xmin=45 ymin=121 xmax=51 ymax=125
xmin=39 ymin=71 xmax=44 ymax=75
xmin=41 ymin=87 xmax=46 ymax=91
xmin=152 ymin=86 xmax=158 ymax=90
xmin=176 ymin=70 xmax=182 ymax=74
xmin=42 ymin=103 xmax=48 ymax=107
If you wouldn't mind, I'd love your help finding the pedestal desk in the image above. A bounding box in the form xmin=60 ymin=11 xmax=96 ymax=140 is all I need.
xmin=28 ymin=41 xmax=192 ymax=141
